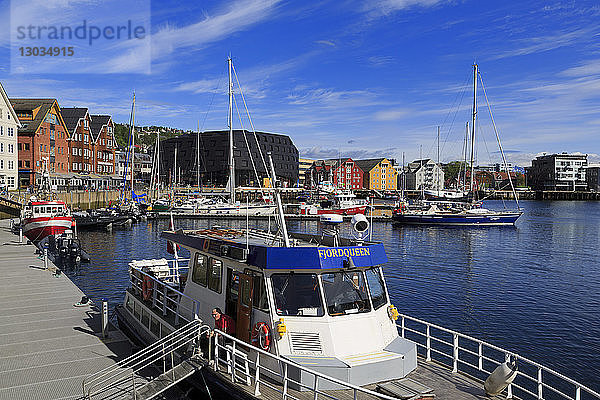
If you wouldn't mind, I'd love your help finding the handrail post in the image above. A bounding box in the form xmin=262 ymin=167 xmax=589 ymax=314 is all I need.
xmin=478 ymin=342 xmax=483 ymax=370
xmin=131 ymin=369 xmax=137 ymax=400
xmin=576 ymin=386 xmax=581 ymax=400
xmin=426 ymin=325 xmax=431 ymax=361
xmin=174 ymin=294 xmax=181 ymax=325
xmin=171 ymin=349 xmax=175 ymax=381
xmin=230 ymin=342 xmax=236 ymax=382
xmin=537 ymin=368 xmax=543 ymax=399
xmin=282 ymin=363 xmax=288 ymax=400
xmin=254 ymin=353 xmax=261 ymax=397
xmin=162 ymin=343 xmax=166 ymax=373
xmin=401 ymin=316 xmax=405 ymax=338
xmin=162 ymin=285 xmax=168 ymax=316
xmin=452 ymin=333 xmax=458 ymax=373
xmin=312 ymin=375 xmax=319 ymax=400
xmin=152 ymin=281 xmax=158 ymax=308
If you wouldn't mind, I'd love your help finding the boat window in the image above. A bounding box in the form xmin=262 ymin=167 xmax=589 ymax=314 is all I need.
xmin=252 ymin=273 xmax=268 ymax=312
xmin=321 ymin=271 xmax=371 ymax=316
xmin=271 ymin=273 xmax=324 ymax=317
xmin=207 ymin=259 xmax=222 ymax=293
xmin=365 ymin=267 xmax=387 ymax=310
xmin=243 ymin=269 xmax=269 ymax=312
xmin=52 ymin=207 xmax=57 ymax=213
xmin=34 ymin=206 xmax=40 ymax=214
xmin=192 ymin=253 xmax=208 ymax=287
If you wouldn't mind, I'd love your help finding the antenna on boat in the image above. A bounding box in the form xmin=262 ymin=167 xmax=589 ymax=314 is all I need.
xmin=267 ymin=152 xmax=289 ymax=247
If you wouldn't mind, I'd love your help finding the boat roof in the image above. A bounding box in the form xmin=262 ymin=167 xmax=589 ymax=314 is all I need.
xmin=161 ymin=228 xmax=387 ymax=271
xmin=28 ymin=200 xmax=67 ymax=206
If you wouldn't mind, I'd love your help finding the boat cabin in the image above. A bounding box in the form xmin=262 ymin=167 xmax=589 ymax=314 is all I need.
xmin=22 ymin=200 xmax=69 ymax=218
xmin=121 ymin=227 xmax=417 ymax=389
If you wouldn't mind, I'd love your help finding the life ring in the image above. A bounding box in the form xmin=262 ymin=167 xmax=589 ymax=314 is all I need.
xmin=142 ymin=275 xmax=153 ymax=301
xmin=202 ymin=239 xmax=210 ymax=252
xmin=251 ymin=322 xmax=272 ymax=351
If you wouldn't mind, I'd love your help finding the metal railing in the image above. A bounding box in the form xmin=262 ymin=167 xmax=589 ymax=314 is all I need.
xmin=212 ymin=329 xmax=400 ymax=400
xmin=82 ymin=319 xmax=210 ymax=399
xmin=129 ymin=259 xmax=205 ymax=326
xmin=397 ymin=313 xmax=600 ymax=400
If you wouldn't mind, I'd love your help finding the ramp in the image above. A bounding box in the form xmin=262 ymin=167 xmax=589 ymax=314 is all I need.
xmin=83 ymin=320 xmax=210 ymax=400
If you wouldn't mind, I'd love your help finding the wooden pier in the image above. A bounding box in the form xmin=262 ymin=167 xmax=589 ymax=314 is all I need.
xmin=0 ymin=221 xmax=133 ymax=400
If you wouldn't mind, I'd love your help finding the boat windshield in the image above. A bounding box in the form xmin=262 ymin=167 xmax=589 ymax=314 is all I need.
xmin=321 ymin=271 xmax=371 ymax=316
xmin=365 ymin=267 xmax=387 ymax=309
xmin=271 ymin=273 xmax=324 ymax=317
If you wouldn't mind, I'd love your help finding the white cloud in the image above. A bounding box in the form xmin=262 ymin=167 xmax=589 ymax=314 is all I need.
xmin=362 ymin=0 xmax=447 ymax=18
xmin=374 ymin=108 xmax=409 ymax=121
xmin=151 ymin=0 xmax=280 ymax=60
xmin=491 ymin=28 xmax=598 ymax=60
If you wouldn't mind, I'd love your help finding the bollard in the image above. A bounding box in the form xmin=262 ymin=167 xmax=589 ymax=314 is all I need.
xmin=43 ymin=244 xmax=48 ymax=270
xmin=101 ymin=299 xmax=109 ymax=338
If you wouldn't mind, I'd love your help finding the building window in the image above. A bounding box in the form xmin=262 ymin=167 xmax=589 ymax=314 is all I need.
xmin=8 ymin=160 xmax=13 ymax=170
xmin=73 ymin=162 xmax=77 ymax=170
xmin=24 ymin=143 xmax=29 ymax=151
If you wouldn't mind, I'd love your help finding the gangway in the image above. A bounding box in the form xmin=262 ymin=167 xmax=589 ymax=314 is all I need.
xmin=82 ymin=319 xmax=210 ymax=400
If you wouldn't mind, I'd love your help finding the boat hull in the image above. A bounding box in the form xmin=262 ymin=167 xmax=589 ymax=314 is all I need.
xmin=392 ymin=211 xmax=522 ymax=226
xmin=22 ymin=216 xmax=73 ymax=242
xmin=316 ymin=206 xmax=367 ymax=215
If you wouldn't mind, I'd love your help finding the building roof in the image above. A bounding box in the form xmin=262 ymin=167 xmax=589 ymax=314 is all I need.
xmin=355 ymin=158 xmax=387 ymax=173
xmin=60 ymin=107 xmax=89 ymax=133
xmin=0 ymin=84 xmax=21 ymax=128
xmin=90 ymin=115 xmax=111 ymax=141
xmin=9 ymin=98 xmax=56 ymax=134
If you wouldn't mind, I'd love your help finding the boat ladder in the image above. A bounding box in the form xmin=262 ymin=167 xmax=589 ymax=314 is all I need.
xmin=82 ymin=319 xmax=210 ymax=400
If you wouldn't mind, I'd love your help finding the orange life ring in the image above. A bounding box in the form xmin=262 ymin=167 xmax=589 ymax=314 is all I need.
xmin=251 ymin=322 xmax=272 ymax=351
xmin=202 ymin=239 xmax=210 ymax=252
xmin=142 ymin=275 xmax=153 ymax=301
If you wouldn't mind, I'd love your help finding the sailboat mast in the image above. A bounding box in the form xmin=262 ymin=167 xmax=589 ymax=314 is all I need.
xmin=469 ymin=64 xmax=477 ymax=193
xmin=228 ymin=57 xmax=235 ymax=201
xmin=437 ymin=125 xmax=440 ymax=192
xmin=197 ymin=120 xmax=200 ymax=190
xmin=157 ymin=127 xmax=160 ymax=190
xmin=131 ymin=92 xmax=136 ymax=195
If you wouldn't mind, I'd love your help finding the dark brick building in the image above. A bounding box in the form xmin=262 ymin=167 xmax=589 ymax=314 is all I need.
xmin=160 ymin=130 xmax=299 ymax=187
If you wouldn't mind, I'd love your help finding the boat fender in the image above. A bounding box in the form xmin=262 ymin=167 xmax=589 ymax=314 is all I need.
xmin=251 ymin=322 xmax=272 ymax=351
xmin=484 ymin=356 xmax=518 ymax=396
xmin=387 ymin=304 xmax=399 ymax=321
xmin=142 ymin=275 xmax=153 ymax=301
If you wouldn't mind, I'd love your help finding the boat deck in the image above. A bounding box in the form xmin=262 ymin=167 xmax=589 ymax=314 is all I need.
xmin=0 ymin=221 xmax=133 ymax=400
xmin=207 ymin=355 xmax=499 ymax=400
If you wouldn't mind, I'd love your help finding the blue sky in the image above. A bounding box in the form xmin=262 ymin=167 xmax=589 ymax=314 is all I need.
xmin=1 ymin=0 xmax=600 ymax=167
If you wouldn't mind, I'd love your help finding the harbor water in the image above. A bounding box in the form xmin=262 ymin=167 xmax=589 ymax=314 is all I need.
xmin=67 ymin=200 xmax=600 ymax=391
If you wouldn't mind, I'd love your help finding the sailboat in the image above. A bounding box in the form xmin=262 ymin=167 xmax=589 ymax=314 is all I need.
xmin=182 ymin=57 xmax=276 ymax=216
xmin=393 ymin=64 xmax=523 ymax=226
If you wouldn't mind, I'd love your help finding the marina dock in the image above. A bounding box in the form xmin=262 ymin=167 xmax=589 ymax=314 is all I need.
xmin=0 ymin=221 xmax=132 ymax=400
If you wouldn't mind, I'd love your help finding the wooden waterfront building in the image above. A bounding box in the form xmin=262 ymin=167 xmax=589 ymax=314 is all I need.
xmin=61 ymin=107 xmax=94 ymax=175
xmin=10 ymin=98 xmax=70 ymax=188
xmin=355 ymin=158 xmax=398 ymax=191
xmin=90 ymin=115 xmax=117 ymax=178
xmin=0 ymin=84 xmax=20 ymax=190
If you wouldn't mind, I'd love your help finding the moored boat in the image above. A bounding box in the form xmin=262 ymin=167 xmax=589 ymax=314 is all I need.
xmin=21 ymin=197 xmax=72 ymax=243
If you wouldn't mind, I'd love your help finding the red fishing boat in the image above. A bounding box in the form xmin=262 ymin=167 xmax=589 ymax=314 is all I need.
xmin=21 ymin=197 xmax=73 ymax=243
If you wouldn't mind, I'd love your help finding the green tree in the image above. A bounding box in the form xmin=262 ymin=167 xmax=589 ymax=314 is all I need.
xmin=443 ymin=161 xmax=468 ymax=185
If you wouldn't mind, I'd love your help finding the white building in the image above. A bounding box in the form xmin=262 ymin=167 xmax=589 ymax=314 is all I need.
xmin=404 ymin=159 xmax=444 ymax=190
xmin=0 ymin=83 xmax=20 ymax=190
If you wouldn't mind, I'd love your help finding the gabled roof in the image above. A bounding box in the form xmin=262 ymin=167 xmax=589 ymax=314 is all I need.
xmin=0 ymin=84 xmax=21 ymax=128
xmin=355 ymin=158 xmax=387 ymax=173
xmin=61 ymin=107 xmax=89 ymax=134
xmin=10 ymin=98 xmax=57 ymax=134
xmin=90 ymin=115 xmax=112 ymax=143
